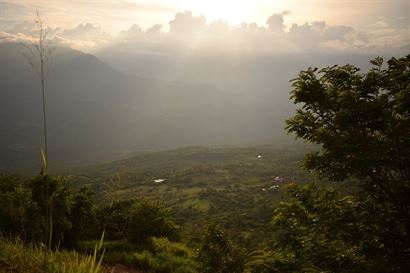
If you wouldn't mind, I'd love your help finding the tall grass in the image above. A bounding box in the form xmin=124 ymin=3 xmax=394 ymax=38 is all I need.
xmin=21 ymin=11 xmax=57 ymax=272
xmin=0 ymin=237 xmax=107 ymax=273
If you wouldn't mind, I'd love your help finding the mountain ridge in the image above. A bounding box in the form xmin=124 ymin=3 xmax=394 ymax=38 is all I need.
xmin=0 ymin=42 xmax=289 ymax=171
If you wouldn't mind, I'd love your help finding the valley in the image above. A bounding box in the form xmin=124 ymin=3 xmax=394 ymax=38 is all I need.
xmin=67 ymin=144 xmax=317 ymax=248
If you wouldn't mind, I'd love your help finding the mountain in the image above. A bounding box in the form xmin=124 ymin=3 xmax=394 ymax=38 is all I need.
xmin=97 ymin=49 xmax=378 ymax=102
xmin=0 ymin=43 xmax=292 ymax=171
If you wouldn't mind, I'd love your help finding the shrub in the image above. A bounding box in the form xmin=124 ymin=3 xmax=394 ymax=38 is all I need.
xmin=197 ymin=224 xmax=245 ymax=273
xmin=127 ymin=200 xmax=180 ymax=245
xmin=109 ymin=237 xmax=197 ymax=273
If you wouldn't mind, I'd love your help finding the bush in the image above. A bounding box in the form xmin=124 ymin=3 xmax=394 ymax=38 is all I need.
xmin=197 ymin=224 xmax=245 ymax=273
xmin=0 ymin=174 xmax=97 ymax=248
xmin=127 ymin=200 xmax=180 ymax=245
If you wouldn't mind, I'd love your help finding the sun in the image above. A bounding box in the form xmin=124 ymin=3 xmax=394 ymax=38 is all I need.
xmin=178 ymin=0 xmax=254 ymax=25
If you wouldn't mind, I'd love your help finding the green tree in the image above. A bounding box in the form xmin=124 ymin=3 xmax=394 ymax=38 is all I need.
xmin=197 ymin=224 xmax=245 ymax=273
xmin=270 ymin=183 xmax=410 ymax=272
xmin=277 ymin=55 xmax=410 ymax=272
xmin=96 ymin=199 xmax=135 ymax=240
xmin=286 ymin=55 xmax=410 ymax=228
xmin=28 ymin=175 xmax=73 ymax=247
xmin=127 ymin=200 xmax=180 ymax=245
xmin=69 ymin=187 xmax=96 ymax=246
xmin=0 ymin=175 xmax=98 ymax=248
xmin=271 ymin=184 xmax=367 ymax=272
xmin=0 ymin=175 xmax=41 ymax=241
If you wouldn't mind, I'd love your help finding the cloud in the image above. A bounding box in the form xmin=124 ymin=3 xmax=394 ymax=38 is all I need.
xmin=2 ymin=20 xmax=110 ymax=51
xmin=2 ymin=20 xmax=61 ymax=45
xmin=6 ymin=21 xmax=38 ymax=36
xmin=146 ymin=24 xmax=162 ymax=35
xmin=323 ymin=25 xmax=354 ymax=41
xmin=57 ymin=24 xmax=111 ymax=51
xmin=119 ymin=24 xmax=144 ymax=39
xmin=266 ymin=14 xmax=285 ymax=32
xmin=168 ymin=11 xmax=207 ymax=35
xmin=61 ymin=23 xmax=106 ymax=40
xmin=114 ymin=12 xmax=407 ymax=55
xmin=1 ymin=11 xmax=408 ymax=55
xmin=0 ymin=30 xmax=30 ymax=42
xmin=7 ymin=20 xmax=61 ymax=36
xmin=286 ymin=21 xmax=360 ymax=51
xmin=208 ymin=20 xmax=230 ymax=33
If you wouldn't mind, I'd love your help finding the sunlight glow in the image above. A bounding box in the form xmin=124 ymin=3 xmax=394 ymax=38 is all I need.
xmin=176 ymin=0 xmax=265 ymax=25
xmin=192 ymin=0 xmax=251 ymax=24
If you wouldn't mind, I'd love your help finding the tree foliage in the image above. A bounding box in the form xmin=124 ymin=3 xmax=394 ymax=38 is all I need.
xmin=274 ymin=55 xmax=410 ymax=272
xmin=271 ymin=184 xmax=410 ymax=272
xmin=197 ymin=224 xmax=245 ymax=273
xmin=286 ymin=55 xmax=410 ymax=219
xmin=0 ymin=174 xmax=96 ymax=248
xmin=127 ymin=200 xmax=180 ymax=245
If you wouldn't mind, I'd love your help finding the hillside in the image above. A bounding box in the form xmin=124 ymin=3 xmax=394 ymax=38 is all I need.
xmin=0 ymin=42 xmax=294 ymax=172
xmin=67 ymin=144 xmax=318 ymax=247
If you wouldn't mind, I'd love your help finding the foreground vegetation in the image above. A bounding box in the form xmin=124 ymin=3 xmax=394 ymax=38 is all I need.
xmin=0 ymin=237 xmax=105 ymax=273
xmin=0 ymin=55 xmax=408 ymax=272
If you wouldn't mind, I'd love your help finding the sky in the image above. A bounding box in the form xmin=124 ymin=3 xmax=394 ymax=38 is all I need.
xmin=0 ymin=0 xmax=409 ymax=54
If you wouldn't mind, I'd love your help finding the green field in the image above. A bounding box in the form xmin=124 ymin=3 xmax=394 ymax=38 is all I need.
xmin=67 ymin=144 xmax=318 ymax=247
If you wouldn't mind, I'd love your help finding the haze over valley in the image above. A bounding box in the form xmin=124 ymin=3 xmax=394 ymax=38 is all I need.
xmin=2 ymin=7 xmax=407 ymax=170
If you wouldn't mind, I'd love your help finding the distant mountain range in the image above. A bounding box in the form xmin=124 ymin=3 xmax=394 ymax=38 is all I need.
xmin=0 ymin=42 xmax=295 ymax=171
